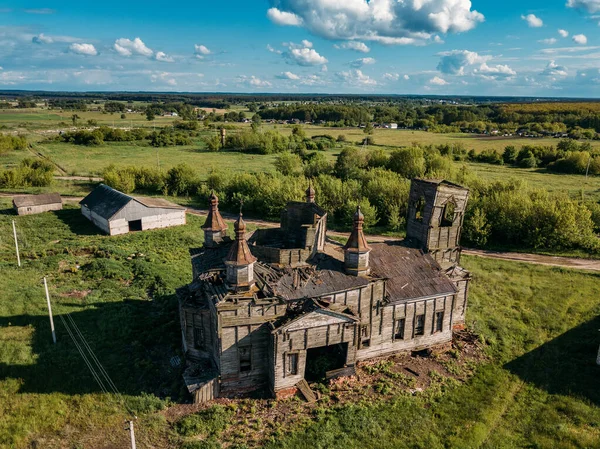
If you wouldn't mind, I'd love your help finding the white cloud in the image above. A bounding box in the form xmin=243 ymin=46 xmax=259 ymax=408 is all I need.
xmin=567 ymin=0 xmax=600 ymax=13
xmin=336 ymin=69 xmax=377 ymax=87
xmin=301 ymin=39 xmax=313 ymax=48
xmin=404 ymin=74 xmax=410 ymax=80
xmin=541 ymin=45 xmax=599 ymax=54
xmin=334 ymin=41 xmax=370 ymax=53
xmin=32 ymin=33 xmax=80 ymax=44
xmin=521 ymin=14 xmax=543 ymax=27
xmin=558 ymin=29 xmax=569 ymax=37
xmin=430 ymin=76 xmax=449 ymax=85
xmin=383 ymin=72 xmax=400 ymax=81
xmin=539 ymin=38 xmax=557 ymax=45
xmin=266 ymin=0 xmax=484 ymax=46
xmin=69 ymin=43 xmax=98 ymax=56
xmin=573 ymin=34 xmax=588 ymax=44
xmin=350 ymin=57 xmax=376 ymax=67
xmin=540 ymin=60 xmax=568 ymax=76
xmin=475 ymin=63 xmax=517 ymax=79
xmin=277 ymin=71 xmax=300 ymax=80
xmin=267 ymin=44 xmax=282 ymax=54
xmin=114 ymin=37 xmax=153 ymax=57
xmin=437 ymin=50 xmax=491 ymax=75
xmin=194 ymin=44 xmax=211 ymax=57
xmin=283 ymin=42 xmax=328 ymax=66
xmin=155 ymin=51 xmax=174 ymax=62
xmin=237 ymin=75 xmax=272 ymax=88
xmin=266 ymin=7 xmax=303 ymax=26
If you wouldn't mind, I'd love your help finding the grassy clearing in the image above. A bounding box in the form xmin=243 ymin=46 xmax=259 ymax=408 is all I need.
xmin=0 ymin=198 xmax=599 ymax=448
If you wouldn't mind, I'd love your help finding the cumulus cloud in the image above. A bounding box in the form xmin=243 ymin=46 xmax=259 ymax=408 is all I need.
xmin=567 ymin=0 xmax=600 ymax=13
xmin=155 ymin=51 xmax=174 ymax=62
xmin=558 ymin=29 xmax=569 ymax=37
xmin=114 ymin=37 xmax=153 ymax=57
xmin=350 ymin=57 xmax=376 ymax=67
xmin=334 ymin=41 xmax=370 ymax=53
xmin=32 ymin=33 xmax=80 ymax=44
xmin=404 ymin=74 xmax=410 ymax=80
xmin=266 ymin=0 xmax=484 ymax=46
xmin=276 ymin=71 xmax=300 ymax=80
xmin=283 ymin=41 xmax=328 ymax=66
xmin=336 ymin=69 xmax=377 ymax=87
xmin=237 ymin=75 xmax=272 ymax=88
xmin=430 ymin=76 xmax=449 ymax=85
xmin=573 ymin=34 xmax=588 ymax=44
xmin=540 ymin=60 xmax=568 ymax=76
xmin=475 ymin=63 xmax=517 ymax=79
xmin=266 ymin=7 xmax=303 ymax=26
xmin=69 ymin=43 xmax=98 ymax=56
xmin=521 ymin=14 xmax=543 ymax=27
xmin=383 ymin=72 xmax=400 ymax=81
xmin=437 ymin=50 xmax=491 ymax=75
xmin=539 ymin=38 xmax=557 ymax=44
xmin=194 ymin=44 xmax=211 ymax=57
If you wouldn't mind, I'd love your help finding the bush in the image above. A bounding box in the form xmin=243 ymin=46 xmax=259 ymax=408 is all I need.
xmin=83 ymin=259 xmax=132 ymax=280
xmin=166 ymin=163 xmax=198 ymax=196
xmin=274 ymin=152 xmax=303 ymax=176
xmin=125 ymin=392 xmax=168 ymax=414
xmin=175 ymin=406 xmax=233 ymax=438
xmin=0 ymin=158 xmax=54 ymax=188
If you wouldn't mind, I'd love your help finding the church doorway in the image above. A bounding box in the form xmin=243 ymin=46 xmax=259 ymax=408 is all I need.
xmin=304 ymin=343 xmax=348 ymax=382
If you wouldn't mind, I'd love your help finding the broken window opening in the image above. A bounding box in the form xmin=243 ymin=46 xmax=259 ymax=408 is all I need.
xmin=394 ymin=318 xmax=405 ymax=340
xmin=415 ymin=314 xmax=425 ymax=336
xmin=193 ymin=326 xmax=204 ymax=349
xmin=239 ymin=346 xmax=252 ymax=372
xmin=414 ymin=196 xmax=426 ymax=222
xmin=286 ymin=352 xmax=298 ymax=376
xmin=435 ymin=311 xmax=444 ymax=333
xmin=441 ymin=201 xmax=456 ymax=227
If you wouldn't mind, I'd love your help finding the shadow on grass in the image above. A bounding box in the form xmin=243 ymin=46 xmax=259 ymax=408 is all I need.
xmin=53 ymin=208 xmax=103 ymax=236
xmin=0 ymin=296 xmax=184 ymax=398
xmin=505 ymin=315 xmax=600 ymax=406
xmin=0 ymin=207 xmax=16 ymax=216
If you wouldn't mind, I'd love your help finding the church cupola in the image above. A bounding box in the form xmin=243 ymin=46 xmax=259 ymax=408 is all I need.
xmin=224 ymin=212 xmax=257 ymax=291
xmin=306 ymin=183 xmax=315 ymax=203
xmin=343 ymin=206 xmax=371 ymax=276
xmin=202 ymin=192 xmax=228 ymax=247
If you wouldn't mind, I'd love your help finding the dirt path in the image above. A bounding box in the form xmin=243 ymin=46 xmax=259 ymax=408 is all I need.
xmin=2 ymin=192 xmax=600 ymax=272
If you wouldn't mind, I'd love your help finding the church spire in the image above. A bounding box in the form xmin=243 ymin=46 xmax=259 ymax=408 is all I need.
xmin=306 ymin=182 xmax=315 ymax=203
xmin=343 ymin=206 xmax=371 ymax=276
xmin=224 ymin=210 xmax=257 ymax=291
xmin=202 ymin=192 xmax=228 ymax=247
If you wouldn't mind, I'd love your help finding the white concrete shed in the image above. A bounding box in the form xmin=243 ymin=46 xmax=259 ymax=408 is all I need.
xmin=80 ymin=184 xmax=186 ymax=235
xmin=13 ymin=193 xmax=63 ymax=215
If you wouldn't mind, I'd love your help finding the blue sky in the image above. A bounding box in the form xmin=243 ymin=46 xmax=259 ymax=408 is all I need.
xmin=1 ymin=0 xmax=600 ymax=96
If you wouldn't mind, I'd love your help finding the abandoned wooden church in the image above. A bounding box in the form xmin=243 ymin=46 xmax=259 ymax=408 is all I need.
xmin=178 ymin=178 xmax=471 ymax=402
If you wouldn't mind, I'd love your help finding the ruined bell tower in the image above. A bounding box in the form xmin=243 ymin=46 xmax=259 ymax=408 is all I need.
xmin=406 ymin=179 xmax=469 ymax=268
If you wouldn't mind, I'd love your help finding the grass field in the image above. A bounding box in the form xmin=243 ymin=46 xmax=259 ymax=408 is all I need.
xmin=0 ymin=199 xmax=599 ymax=448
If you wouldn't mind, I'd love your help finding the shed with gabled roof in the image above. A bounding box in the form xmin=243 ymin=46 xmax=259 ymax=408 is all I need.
xmin=13 ymin=193 xmax=62 ymax=215
xmin=79 ymin=184 xmax=186 ymax=235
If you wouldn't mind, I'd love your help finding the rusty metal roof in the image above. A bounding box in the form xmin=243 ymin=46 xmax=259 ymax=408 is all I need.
xmin=201 ymin=193 xmax=228 ymax=231
xmin=343 ymin=206 xmax=371 ymax=253
xmin=13 ymin=193 xmax=61 ymax=208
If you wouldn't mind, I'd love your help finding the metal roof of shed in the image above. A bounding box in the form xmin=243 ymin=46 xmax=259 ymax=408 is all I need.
xmin=13 ymin=193 xmax=61 ymax=208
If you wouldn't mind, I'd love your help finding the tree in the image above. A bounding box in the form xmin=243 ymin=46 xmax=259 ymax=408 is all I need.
xmin=274 ymin=152 xmax=303 ymax=176
xmin=166 ymin=163 xmax=198 ymax=196
xmin=364 ymin=122 xmax=374 ymax=135
xmin=71 ymin=114 xmax=80 ymax=126
xmin=146 ymin=109 xmax=156 ymax=121
xmin=121 ymin=113 xmax=126 ymax=119
xmin=387 ymin=147 xmax=426 ymax=179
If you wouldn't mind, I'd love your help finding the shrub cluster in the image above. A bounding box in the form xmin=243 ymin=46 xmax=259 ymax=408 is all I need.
xmin=0 ymin=158 xmax=54 ymax=188
xmin=0 ymin=133 xmax=27 ymax=154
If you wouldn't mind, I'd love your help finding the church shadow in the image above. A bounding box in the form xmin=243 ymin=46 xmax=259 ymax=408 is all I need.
xmin=505 ymin=316 xmax=600 ymax=406
xmin=53 ymin=208 xmax=103 ymax=236
xmin=0 ymin=296 xmax=184 ymax=398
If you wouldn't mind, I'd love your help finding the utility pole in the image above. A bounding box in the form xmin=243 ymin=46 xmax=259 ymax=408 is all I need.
xmin=43 ymin=277 xmax=56 ymax=344
xmin=12 ymin=220 xmax=20 ymax=267
xmin=127 ymin=420 xmax=137 ymax=449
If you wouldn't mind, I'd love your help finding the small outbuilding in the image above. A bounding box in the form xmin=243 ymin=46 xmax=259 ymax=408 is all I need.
xmin=13 ymin=193 xmax=62 ymax=215
xmin=80 ymin=184 xmax=186 ymax=235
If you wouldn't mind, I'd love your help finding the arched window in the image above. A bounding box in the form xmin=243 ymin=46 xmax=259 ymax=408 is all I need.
xmin=414 ymin=196 xmax=425 ymax=222
xmin=441 ymin=201 xmax=456 ymax=227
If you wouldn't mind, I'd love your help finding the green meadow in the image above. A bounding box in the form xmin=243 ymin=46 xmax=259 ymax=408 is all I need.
xmin=0 ymin=199 xmax=599 ymax=448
